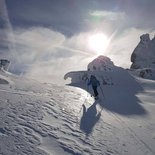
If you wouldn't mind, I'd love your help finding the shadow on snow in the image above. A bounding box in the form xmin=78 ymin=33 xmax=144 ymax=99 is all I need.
xmin=80 ymin=101 xmax=101 ymax=136
xmin=65 ymin=67 xmax=148 ymax=135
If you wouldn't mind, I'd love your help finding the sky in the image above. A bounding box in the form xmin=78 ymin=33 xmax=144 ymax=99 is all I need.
xmin=1 ymin=0 xmax=155 ymax=83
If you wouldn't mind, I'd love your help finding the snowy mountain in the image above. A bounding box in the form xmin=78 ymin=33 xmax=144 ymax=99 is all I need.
xmin=1 ymin=63 xmax=155 ymax=155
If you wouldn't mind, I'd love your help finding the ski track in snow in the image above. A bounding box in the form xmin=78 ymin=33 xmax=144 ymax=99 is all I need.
xmin=102 ymin=108 xmax=155 ymax=155
xmin=0 ymin=73 xmax=155 ymax=155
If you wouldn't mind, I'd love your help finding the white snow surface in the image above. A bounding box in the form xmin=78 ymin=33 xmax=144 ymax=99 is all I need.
xmin=0 ymin=69 xmax=155 ymax=155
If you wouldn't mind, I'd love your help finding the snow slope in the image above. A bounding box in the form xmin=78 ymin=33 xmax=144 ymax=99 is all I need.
xmin=0 ymin=69 xmax=155 ymax=155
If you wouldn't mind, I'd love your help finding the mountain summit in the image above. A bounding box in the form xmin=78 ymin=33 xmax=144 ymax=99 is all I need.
xmin=131 ymin=33 xmax=155 ymax=69
xmin=130 ymin=33 xmax=155 ymax=80
xmin=87 ymin=55 xmax=115 ymax=71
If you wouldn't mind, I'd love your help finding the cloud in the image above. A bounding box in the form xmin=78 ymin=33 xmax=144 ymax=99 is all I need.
xmin=13 ymin=27 xmax=65 ymax=63
xmin=2 ymin=25 xmax=154 ymax=84
xmin=15 ymin=27 xmax=65 ymax=52
xmin=7 ymin=27 xmax=92 ymax=84
xmin=86 ymin=10 xmax=127 ymax=38
xmin=5 ymin=0 xmax=155 ymax=37
xmin=105 ymin=28 xmax=154 ymax=68
xmin=1 ymin=0 xmax=155 ymax=85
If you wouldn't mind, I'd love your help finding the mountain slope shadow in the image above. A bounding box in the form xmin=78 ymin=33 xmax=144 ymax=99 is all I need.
xmin=97 ymin=69 xmax=147 ymax=116
xmin=65 ymin=67 xmax=147 ymax=116
xmin=98 ymin=93 xmax=147 ymax=116
xmin=80 ymin=101 xmax=101 ymax=136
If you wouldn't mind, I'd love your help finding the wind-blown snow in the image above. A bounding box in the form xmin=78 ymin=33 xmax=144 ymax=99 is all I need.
xmin=0 ymin=68 xmax=155 ymax=155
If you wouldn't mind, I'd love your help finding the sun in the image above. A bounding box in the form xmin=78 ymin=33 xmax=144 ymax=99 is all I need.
xmin=88 ymin=33 xmax=109 ymax=54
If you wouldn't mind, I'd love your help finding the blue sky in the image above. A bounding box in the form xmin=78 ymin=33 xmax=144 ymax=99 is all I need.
xmin=1 ymin=0 xmax=155 ymax=83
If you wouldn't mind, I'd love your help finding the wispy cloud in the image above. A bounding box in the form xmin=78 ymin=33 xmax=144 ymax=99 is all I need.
xmin=8 ymin=27 xmax=92 ymax=83
xmin=1 ymin=24 xmax=153 ymax=84
xmin=14 ymin=27 xmax=65 ymax=62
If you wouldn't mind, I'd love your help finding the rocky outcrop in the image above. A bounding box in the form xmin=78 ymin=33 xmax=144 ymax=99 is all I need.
xmin=134 ymin=68 xmax=155 ymax=80
xmin=0 ymin=59 xmax=10 ymax=71
xmin=87 ymin=55 xmax=115 ymax=71
xmin=131 ymin=33 xmax=155 ymax=69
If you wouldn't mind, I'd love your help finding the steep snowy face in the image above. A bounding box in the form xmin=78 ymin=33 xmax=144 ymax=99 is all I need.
xmin=87 ymin=55 xmax=115 ymax=71
xmin=131 ymin=33 xmax=155 ymax=69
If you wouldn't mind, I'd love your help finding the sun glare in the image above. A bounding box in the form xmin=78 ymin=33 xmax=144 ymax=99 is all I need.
xmin=88 ymin=33 xmax=109 ymax=54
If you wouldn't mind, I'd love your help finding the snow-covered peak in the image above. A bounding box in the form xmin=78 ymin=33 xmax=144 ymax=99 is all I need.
xmin=131 ymin=33 xmax=155 ymax=69
xmin=87 ymin=55 xmax=115 ymax=71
